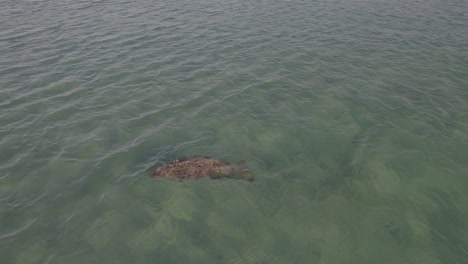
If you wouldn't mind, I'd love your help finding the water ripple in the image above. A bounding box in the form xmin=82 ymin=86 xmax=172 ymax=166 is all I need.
xmin=1 ymin=0 xmax=468 ymax=262
xmin=0 ymin=218 xmax=37 ymax=241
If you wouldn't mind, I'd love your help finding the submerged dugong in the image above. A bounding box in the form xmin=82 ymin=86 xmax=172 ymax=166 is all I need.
xmin=150 ymin=156 xmax=253 ymax=182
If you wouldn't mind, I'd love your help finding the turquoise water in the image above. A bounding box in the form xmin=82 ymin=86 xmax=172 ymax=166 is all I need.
xmin=1 ymin=0 xmax=468 ymax=263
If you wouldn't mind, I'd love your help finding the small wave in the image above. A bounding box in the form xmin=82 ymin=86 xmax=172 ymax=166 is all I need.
xmin=0 ymin=218 xmax=37 ymax=240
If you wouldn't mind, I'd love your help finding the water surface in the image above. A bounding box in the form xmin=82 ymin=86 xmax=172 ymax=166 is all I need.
xmin=1 ymin=0 xmax=468 ymax=263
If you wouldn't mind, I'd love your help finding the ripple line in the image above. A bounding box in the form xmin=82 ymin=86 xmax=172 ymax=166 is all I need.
xmin=0 ymin=218 xmax=37 ymax=240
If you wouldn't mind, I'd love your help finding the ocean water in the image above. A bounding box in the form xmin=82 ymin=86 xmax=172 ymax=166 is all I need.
xmin=1 ymin=0 xmax=468 ymax=263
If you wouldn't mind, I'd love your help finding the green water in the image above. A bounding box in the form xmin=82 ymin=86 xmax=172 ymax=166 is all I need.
xmin=1 ymin=0 xmax=468 ymax=263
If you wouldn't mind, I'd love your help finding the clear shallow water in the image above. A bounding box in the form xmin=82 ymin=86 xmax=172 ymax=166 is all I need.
xmin=1 ymin=0 xmax=468 ymax=263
